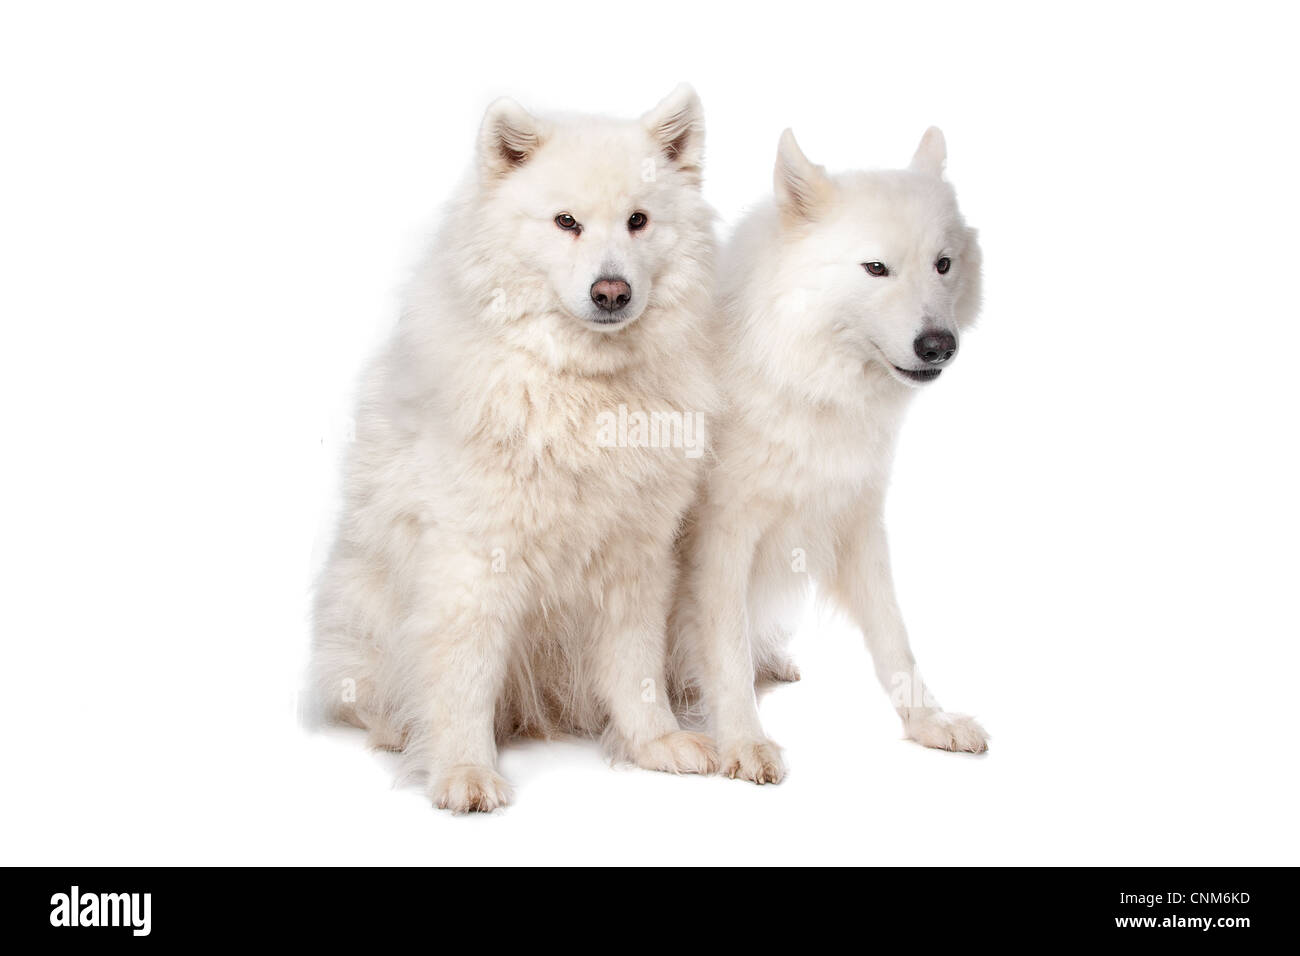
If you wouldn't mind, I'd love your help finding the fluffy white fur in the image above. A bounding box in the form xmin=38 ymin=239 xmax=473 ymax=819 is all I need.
xmin=310 ymin=86 xmax=720 ymax=812
xmin=670 ymin=128 xmax=989 ymax=783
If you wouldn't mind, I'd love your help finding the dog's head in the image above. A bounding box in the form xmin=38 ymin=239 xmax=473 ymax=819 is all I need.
xmin=769 ymin=128 xmax=982 ymax=389
xmin=474 ymin=85 xmax=708 ymax=333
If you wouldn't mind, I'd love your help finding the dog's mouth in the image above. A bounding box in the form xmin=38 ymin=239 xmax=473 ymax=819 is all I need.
xmin=892 ymin=366 xmax=943 ymax=384
xmin=581 ymin=304 xmax=642 ymax=330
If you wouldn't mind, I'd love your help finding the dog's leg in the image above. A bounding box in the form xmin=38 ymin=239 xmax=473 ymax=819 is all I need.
xmin=403 ymin=557 xmax=521 ymax=813
xmin=687 ymin=503 xmax=786 ymax=784
xmin=594 ymin=536 xmax=717 ymax=775
xmin=419 ymin=611 xmax=515 ymax=812
xmin=830 ymin=497 xmax=989 ymax=753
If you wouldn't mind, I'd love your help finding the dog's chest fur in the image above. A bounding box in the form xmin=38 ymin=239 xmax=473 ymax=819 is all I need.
xmin=434 ymin=339 xmax=705 ymax=563
xmin=728 ymin=379 xmax=906 ymax=512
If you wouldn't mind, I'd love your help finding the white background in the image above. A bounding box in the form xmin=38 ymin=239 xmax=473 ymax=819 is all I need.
xmin=3 ymin=1 xmax=1297 ymax=865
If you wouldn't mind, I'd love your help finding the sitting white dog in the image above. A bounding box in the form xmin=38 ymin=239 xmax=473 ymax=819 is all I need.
xmin=671 ymin=128 xmax=988 ymax=783
xmin=311 ymin=86 xmax=720 ymax=811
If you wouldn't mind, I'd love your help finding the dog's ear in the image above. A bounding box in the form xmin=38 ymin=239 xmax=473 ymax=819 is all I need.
xmin=909 ymin=126 xmax=947 ymax=177
xmin=478 ymin=97 xmax=546 ymax=179
xmin=775 ymin=129 xmax=833 ymax=222
xmin=643 ymin=83 xmax=705 ymax=179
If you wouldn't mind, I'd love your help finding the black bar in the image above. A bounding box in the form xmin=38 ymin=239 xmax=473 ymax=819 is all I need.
xmin=8 ymin=866 xmax=1290 ymax=942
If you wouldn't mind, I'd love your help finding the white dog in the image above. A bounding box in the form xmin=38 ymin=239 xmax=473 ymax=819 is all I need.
xmin=311 ymin=86 xmax=720 ymax=812
xmin=671 ymin=128 xmax=988 ymax=783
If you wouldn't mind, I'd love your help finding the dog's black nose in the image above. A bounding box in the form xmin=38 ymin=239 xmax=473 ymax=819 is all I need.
xmin=913 ymin=330 xmax=957 ymax=365
xmin=591 ymin=278 xmax=631 ymax=312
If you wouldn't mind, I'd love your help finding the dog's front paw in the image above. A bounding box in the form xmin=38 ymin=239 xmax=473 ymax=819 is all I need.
xmin=905 ymin=711 xmax=989 ymax=753
xmin=720 ymin=738 xmax=786 ymax=784
xmin=635 ymin=730 xmax=719 ymax=775
xmin=430 ymin=764 xmax=512 ymax=813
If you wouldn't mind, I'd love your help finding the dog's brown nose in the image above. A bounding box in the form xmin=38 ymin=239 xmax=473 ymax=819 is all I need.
xmin=590 ymin=278 xmax=631 ymax=313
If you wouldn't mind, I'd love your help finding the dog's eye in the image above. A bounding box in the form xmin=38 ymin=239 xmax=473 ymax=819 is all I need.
xmin=862 ymin=261 xmax=889 ymax=277
xmin=555 ymin=214 xmax=580 ymax=232
xmin=628 ymin=211 xmax=648 ymax=231
xmin=935 ymin=257 xmax=952 ymax=274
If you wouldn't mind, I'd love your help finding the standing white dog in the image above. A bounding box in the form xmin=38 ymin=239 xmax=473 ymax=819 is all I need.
xmin=671 ymin=128 xmax=988 ymax=783
xmin=311 ymin=86 xmax=719 ymax=812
